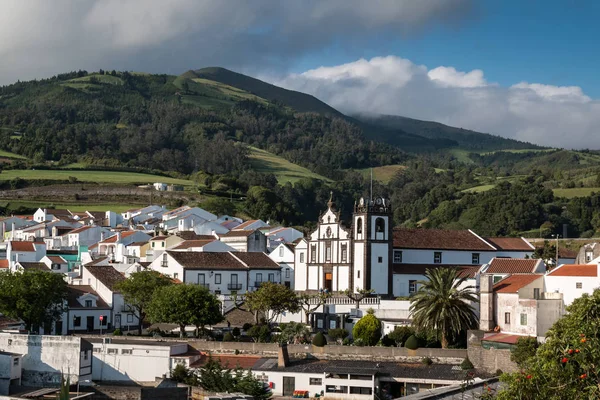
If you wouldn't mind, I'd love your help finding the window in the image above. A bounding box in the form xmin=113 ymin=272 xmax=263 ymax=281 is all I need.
xmin=127 ymin=314 xmax=134 ymax=323
xmin=152 ymin=242 xmax=155 ymax=248
xmin=378 ymin=256 xmax=383 ymax=263
xmin=173 ymin=273 xmax=178 ymax=280
xmin=13 ymin=358 xmax=19 ymax=366
xmin=309 ymin=378 xmax=322 ymax=385
xmin=520 ymin=313 xmax=527 ymax=326
xmin=161 ymin=253 xmax=168 ymax=267
xmin=493 ymin=275 xmax=503 ymax=284
xmin=198 ymin=274 xmax=205 ymax=285
xmin=311 ymin=245 xmax=316 ymax=262
xmin=279 ymin=247 xmax=284 ymax=257
xmin=299 ymin=253 xmax=305 ymax=263
xmin=215 ymin=273 xmax=221 ymax=284
xmin=356 ymin=218 xmax=363 ymax=235
xmin=576 ymin=282 xmax=583 ymax=289
xmin=326 ymin=386 xmax=348 ymax=394
xmin=74 ymin=316 xmax=81 ymax=327
xmin=107 ymin=348 xmax=118 ymax=355
xmin=393 ymin=250 xmax=402 ymax=263
xmin=533 ymin=288 xmax=540 ymax=299
xmin=472 ymin=253 xmax=480 ymax=264
xmin=268 ymin=273 xmax=275 ymax=282
xmin=357 ymin=270 xmax=361 ymax=279
xmin=52 ymin=263 xmax=60 ymax=270
xmin=85 ymin=300 xmax=92 ymax=308
xmin=350 ymin=387 xmax=372 ymax=395
xmin=325 ymin=242 xmax=331 ymax=262
xmin=122 ymin=349 xmax=132 ymax=355
xmin=101 ymin=315 xmax=108 ymax=326
xmin=434 ymin=252 xmax=442 ymax=264
xmin=409 ymin=280 xmax=417 ymax=294
xmin=285 ymin=268 xmax=290 ymax=278
xmin=505 ymin=312 xmax=511 ymax=324
xmin=256 ymin=273 xmax=262 ymax=282
xmin=341 ymin=244 xmax=347 ymax=262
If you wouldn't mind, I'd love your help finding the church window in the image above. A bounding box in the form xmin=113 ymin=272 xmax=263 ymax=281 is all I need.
xmin=299 ymin=253 xmax=305 ymax=263
xmin=341 ymin=244 xmax=347 ymax=262
xmin=357 ymin=270 xmax=360 ymax=279
xmin=311 ymin=245 xmax=316 ymax=262
xmin=325 ymin=242 xmax=332 ymax=262
xmin=357 ymin=218 xmax=363 ymax=235
xmin=375 ymin=218 xmax=385 ymax=233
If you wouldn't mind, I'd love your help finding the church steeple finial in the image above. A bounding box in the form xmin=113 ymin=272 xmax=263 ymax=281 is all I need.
xmin=327 ymin=191 xmax=335 ymax=209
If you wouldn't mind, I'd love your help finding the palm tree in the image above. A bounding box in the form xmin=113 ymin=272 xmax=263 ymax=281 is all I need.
xmin=409 ymin=267 xmax=478 ymax=348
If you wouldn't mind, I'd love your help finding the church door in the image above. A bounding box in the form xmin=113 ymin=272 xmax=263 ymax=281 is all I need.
xmin=325 ymin=273 xmax=333 ymax=292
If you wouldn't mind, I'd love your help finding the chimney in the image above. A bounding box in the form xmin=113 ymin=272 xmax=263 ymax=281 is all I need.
xmin=100 ymin=232 xmax=105 ymax=242
xmin=479 ymin=274 xmax=496 ymax=331
xmin=278 ymin=343 xmax=289 ymax=368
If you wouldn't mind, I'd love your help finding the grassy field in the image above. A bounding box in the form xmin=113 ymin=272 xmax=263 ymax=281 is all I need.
xmin=553 ymin=188 xmax=600 ymax=198
xmin=248 ymin=147 xmax=330 ymax=184
xmin=479 ymin=148 xmax=555 ymax=155
xmin=0 ymin=200 xmax=144 ymax=213
xmin=448 ymin=149 xmax=475 ymax=164
xmin=191 ymin=78 xmax=268 ymax=104
xmin=67 ymin=74 xmax=124 ymax=85
xmin=0 ymin=169 xmax=193 ymax=185
xmin=181 ymin=95 xmax=235 ymax=109
xmin=357 ymin=165 xmax=406 ymax=183
xmin=462 ymin=184 xmax=496 ymax=193
xmin=0 ymin=150 xmax=27 ymax=160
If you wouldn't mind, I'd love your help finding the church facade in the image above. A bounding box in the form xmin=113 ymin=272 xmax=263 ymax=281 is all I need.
xmin=294 ymin=194 xmax=393 ymax=295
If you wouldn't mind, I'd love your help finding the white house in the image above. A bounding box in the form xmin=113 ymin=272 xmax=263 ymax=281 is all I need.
xmin=192 ymin=220 xmax=229 ymax=236
xmin=266 ymin=227 xmax=304 ymax=251
xmin=63 ymin=285 xmax=113 ymax=334
xmin=40 ymin=255 xmax=70 ymax=274
xmin=65 ymin=225 xmax=112 ymax=248
xmin=233 ymin=219 xmax=270 ymax=232
xmin=6 ymin=241 xmax=46 ymax=269
xmin=544 ymin=264 xmax=600 ymax=306
xmin=480 ymin=258 xmax=546 ymax=283
xmin=269 ymin=243 xmax=295 ymax=289
xmin=219 ymin=230 xmax=267 ymax=252
xmin=92 ymin=230 xmax=152 ymax=263
xmin=170 ymin=239 xmax=235 ymax=253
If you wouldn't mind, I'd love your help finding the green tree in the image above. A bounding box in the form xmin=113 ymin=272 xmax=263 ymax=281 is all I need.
xmin=147 ymin=284 xmax=222 ymax=338
xmin=115 ymin=270 xmax=173 ymax=334
xmin=198 ymin=356 xmax=271 ymax=399
xmin=388 ymin=326 xmax=415 ymax=347
xmin=352 ymin=310 xmax=382 ymax=346
xmin=343 ymin=288 xmax=375 ymax=310
xmin=245 ymin=282 xmax=300 ymax=324
xmin=279 ymin=322 xmax=310 ymax=344
xmin=247 ymin=324 xmax=271 ymax=343
xmin=409 ymin=267 xmax=478 ymax=348
xmin=498 ymin=290 xmax=600 ymax=399
xmin=328 ymin=328 xmax=349 ymax=344
xmin=510 ymin=337 xmax=539 ymax=367
xmin=298 ymin=291 xmax=331 ymax=325
xmin=0 ymin=271 xmax=67 ymax=332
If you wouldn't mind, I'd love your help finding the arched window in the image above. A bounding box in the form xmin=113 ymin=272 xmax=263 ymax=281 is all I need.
xmin=356 ymin=218 xmax=363 ymax=234
xmin=375 ymin=217 xmax=385 ymax=233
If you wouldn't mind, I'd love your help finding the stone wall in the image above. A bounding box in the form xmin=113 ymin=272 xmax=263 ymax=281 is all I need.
xmin=90 ymin=386 xmax=188 ymax=400
xmin=467 ymin=330 xmax=518 ymax=374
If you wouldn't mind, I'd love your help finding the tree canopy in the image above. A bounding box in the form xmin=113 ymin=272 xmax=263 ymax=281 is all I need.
xmin=409 ymin=267 xmax=478 ymax=348
xmin=0 ymin=270 xmax=68 ymax=332
xmin=245 ymin=282 xmax=300 ymax=324
xmin=352 ymin=309 xmax=382 ymax=346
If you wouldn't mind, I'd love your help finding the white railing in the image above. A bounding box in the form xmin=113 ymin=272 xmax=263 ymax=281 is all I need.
xmin=306 ymin=296 xmax=381 ymax=306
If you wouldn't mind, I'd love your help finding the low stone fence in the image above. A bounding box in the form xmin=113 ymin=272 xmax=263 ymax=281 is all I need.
xmin=467 ymin=330 xmax=518 ymax=374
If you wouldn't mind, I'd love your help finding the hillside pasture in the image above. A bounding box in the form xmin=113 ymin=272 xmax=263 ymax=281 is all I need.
xmin=0 ymin=169 xmax=193 ymax=186
xmin=357 ymin=165 xmax=406 ymax=183
xmin=248 ymin=147 xmax=330 ymax=184
xmin=553 ymin=188 xmax=600 ymax=198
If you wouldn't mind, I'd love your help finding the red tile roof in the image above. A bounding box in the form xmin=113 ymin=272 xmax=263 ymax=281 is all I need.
xmin=167 ymin=251 xmax=247 ymax=270
xmin=548 ymin=264 xmax=598 ymax=277
xmin=233 ymin=220 xmax=260 ymax=231
xmin=493 ymin=274 xmax=542 ymax=293
xmin=483 ymin=332 xmax=532 ymax=345
xmin=47 ymin=256 xmax=66 ymax=264
xmin=68 ymin=226 xmax=93 ymax=234
xmin=150 ymin=235 xmax=168 ymax=241
xmin=0 ymin=260 xmax=8 ymax=269
xmin=221 ymin=230 xmax=256 ymax=238
xmin=233 ymin=252 xmax=281 ymax=269
xmin=19 ymin=262 xmax=49 ymax=271
xmin=393 ymin=229 xmax=494 ymax=251
xmin=172 ymin=240 xmax=216 ymax=250
xmin=486 ymin=258 xmax=543 ymax=274
xmin=392 ymin=264 xmax=479 ymax=278
xmin=100 ymin=231 xmax=137 ymax=243
xmin=485 ymin=237 xmax=534 ymax=251
xmin=9 ymin=241 xmax=36 ymax=251
xmin=67 ymin=285 xmax=110 ymax=309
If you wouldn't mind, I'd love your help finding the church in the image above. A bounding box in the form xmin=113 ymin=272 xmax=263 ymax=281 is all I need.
xmin=294 ymin=193 xmax=393 ymax=295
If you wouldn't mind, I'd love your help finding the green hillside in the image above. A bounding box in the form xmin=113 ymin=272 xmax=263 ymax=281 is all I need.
xmin=248 ymin=147 xmax=331 ymax=184
xmin=0 ymin=170 xmax=193 ymax=185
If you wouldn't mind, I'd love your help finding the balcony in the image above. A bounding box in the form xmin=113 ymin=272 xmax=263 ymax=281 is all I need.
xmin=227 ymin=283 xmax=242 ymax=291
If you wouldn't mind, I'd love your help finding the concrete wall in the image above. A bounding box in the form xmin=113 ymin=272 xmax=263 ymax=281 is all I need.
xmin=467 ymin=330 xmax=517 ymax=374
xmin=91 ymin=385 xmax=188 ymax=400
xmin=92 ymin=342 xmax=174 ymax=382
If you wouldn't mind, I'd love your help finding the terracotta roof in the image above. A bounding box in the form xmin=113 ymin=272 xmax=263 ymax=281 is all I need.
xmin=47 ymin=256 xmax=66 ymax=264
xmin=486 ymin=258 xmax=543 ymax=274
xmin=233 ymin=220 xmax=260 ymax=231
xmin=172 ymin=240 xmax=216 ymax=250
xmin=493 ymin=274 xmax=542 ymax=293
xmin=393 ymin=228 xmax=495 ymax=251
xmin=548 ymin=264 xmax=598 ymax=277
xmin=559 ymin=247 xmax=578 ymax=258
xmin=100 ymin=231 xmax=137 ymax=243
xmin=0 ymin=260 xmax=8 ymax=269
xmin=85 ymin=256 xmax=109 ymax=266
xmin=150 ymin=235 xmax=168 ymax=241
xmin=19 ymin=262 xmax=49 ymax=271
xmin=191 ymin=354 xmax=261 ymax=369
xmin=0 ymin=315 xmax=21 ymax=329
xmin=483 ymin=332 xmax=532 ymax=345
xmin=485 ymin=237 xmax=534 ymax=251
xmin=128 ymin=241 xmax=149 ymax=247
xmin=67 ymin=285 xmax=110 ymax=309
xmin=177 ymin=232 xmax=215 ymax=241
xmin=392 ymin=264 xmax=479 ymax=279
xmin=9 ymin=241 xmax=36 ymax=251
xmin=221 ymin=230 xmax=256 ymax=238
xmin=68 ymin=226 xmax=93 ymax=234
xmin=233 ymin=252 xmax=280 ymax=269
xmin=167 ymin=251 xmax=246 ymax=270
xmin=84 ymin=265 xmax=125 ymax=290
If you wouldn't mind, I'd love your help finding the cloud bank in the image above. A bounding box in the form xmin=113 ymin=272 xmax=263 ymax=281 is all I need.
xmin=0 ymin=0 xmax=471 ymax=84
xmin=272 ymin=56 xmax=600 ymax=149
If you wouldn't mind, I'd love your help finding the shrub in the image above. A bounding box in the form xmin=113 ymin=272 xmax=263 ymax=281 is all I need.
xmin=232 ymin=327 xmax=241 ymax=337
xmin=242 ymin=323 xmax=253 ymax=331
xmin=510 ymin=337 xmax=539 ymax=367
xmin=352 ymin=313 xmax=382 ymax=346
xmin=342 ymin=338 xmax=352 ymax=346
xmin=247 ymin=324 xmax=270 ymax=343
xmin=312 ymin=332 xmax=327 ymax=347
xmin=328 ymin=328 xmax=349 ymax=343
xmin=495 ymin=369 xmax=503 ymax=376
xmin=223 ymin=332 xmax=235 ymax=342
xmin=113 ymin=328 xmax=122 ymax=336
xmin=388 ymin=326 xmax=414 ymax=347
xmin=421 ymin=357 xmax=433 ymax=366
xmin=380 ymin=334 xmax=395 ymax=347
xmin=404 ymin=335 xmax=419 ymax=350
xmin=460 ymin=357 xmax=474 ymax=370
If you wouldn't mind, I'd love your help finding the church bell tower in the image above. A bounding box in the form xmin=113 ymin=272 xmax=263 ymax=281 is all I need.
xmin=351 ymin=196 xmax=393 ymax=295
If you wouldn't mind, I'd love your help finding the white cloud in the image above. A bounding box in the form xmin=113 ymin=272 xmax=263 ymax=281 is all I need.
xmin=0 ymin=0 xmax=472 ymax=84
xmin=271 ymin=56 xmax=600 ymax=149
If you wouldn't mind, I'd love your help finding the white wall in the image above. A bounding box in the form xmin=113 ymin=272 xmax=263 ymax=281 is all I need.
xmin=396 ymin=249 xmax=493 ymax=265
xmin=544 ymin=275 xmax=600 ymax=306
xmin=92 ymin=342 xmax=172 ymax=382
xmin=370 ymin=243 xmax=388 ymax=294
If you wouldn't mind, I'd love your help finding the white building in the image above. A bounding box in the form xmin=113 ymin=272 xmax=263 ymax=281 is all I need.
xmin=269 ymin=243 xmax=295 ymax=289
xmin=480 ymin=258 xmax=546 ymax=283
xmin=233 ymin=219 xmax=270 ymax=232
xmin=6 ymin=241 xmax=46 ymax=270
xmin=219 ymin=230 xmax=267 ymax=252
xmin=0 ymin=350 xmax=22 ymax=395
xmin=92 ymin=230 xmax=152 ymax=263
xmin=266 ymin=227 xmax=304 ymax=251
xmin=544 ymin=264 xmax=600 ymax=306
xmin=65 ymin=225 xmax=112 ymax=249
xmin=170 ymin=239 xmax=235 ymax=253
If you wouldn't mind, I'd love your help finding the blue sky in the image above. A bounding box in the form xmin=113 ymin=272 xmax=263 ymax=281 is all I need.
xmin=295 ymin=1 xmax=600 ymax=96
